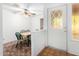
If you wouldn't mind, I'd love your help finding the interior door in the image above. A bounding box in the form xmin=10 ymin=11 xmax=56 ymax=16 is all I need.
xmin=47 ymin=5 xmax=67 ymax=51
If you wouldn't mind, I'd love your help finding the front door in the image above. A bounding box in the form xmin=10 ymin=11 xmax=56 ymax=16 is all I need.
xmin=47 ymin=5 xmax=67 ymax=51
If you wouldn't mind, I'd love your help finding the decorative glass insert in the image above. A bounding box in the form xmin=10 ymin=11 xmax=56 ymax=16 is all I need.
xmin=72 ymin=4 xmax=79 ymax=40
xmin=50 ymin=10 xmax=63 ymax=29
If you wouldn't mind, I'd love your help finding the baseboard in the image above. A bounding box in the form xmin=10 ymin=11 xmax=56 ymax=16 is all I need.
xmin=3 ymin=40 xmax=17 ymax=46
xmin=3 ymin=40 xmax=17 ymax=45
xmin=47 ymin=46 xmax=78 ymax=56
xmin=68 ymin=51 xmax=79 ymax=56
xmin=47 ymin=45 xmax=67 ymax=52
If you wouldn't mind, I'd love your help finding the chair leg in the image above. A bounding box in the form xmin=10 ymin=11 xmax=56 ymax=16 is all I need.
xmin=27 ymin=39 xmax=29 ymax=47
xmin=16 ymin=42 xmax=18 ymax=48
xmin=24 ymin=40 xmax=26 ymax=46
xmin=29 ymin=40 xmax=31 ymax=47
xmin=16 ymin=41 xmax=20 ymax=48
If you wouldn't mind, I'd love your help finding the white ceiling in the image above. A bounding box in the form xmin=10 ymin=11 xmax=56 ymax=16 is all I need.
xmin=3 ymin=3 xmax=45 ymax=13
xmin=3 ymin=3 xmax=45 ymax=9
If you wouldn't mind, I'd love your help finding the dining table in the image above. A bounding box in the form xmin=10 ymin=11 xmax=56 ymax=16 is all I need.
xmin=20 ymin=32 xmax=31 ymax=46
xmin=21 ymin=31 xmax=31 ymax=36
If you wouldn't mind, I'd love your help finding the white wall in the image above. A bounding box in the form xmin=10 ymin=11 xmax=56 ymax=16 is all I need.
xmin=31 ymin=4 xmax=47 ymax=56
xmin=3 ymin=6 xmax=30 ymax=44
xmin=31 ymin=31 xmax=46 ymax=55
xmin=67 ymin=4 xmax=79 ymax=55
xmin=0 ymin=4 xmax=3 ymax=56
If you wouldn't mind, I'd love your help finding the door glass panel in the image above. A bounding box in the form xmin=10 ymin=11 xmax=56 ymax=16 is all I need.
xmin=72 ymin=4 xmax=79 ymax=40
xmin=50 ymin=10 xmax=63 ymax=29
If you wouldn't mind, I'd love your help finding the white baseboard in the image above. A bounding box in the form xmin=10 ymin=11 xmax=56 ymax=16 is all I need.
xmin=68 ymin=51 xmax=79 ymax=56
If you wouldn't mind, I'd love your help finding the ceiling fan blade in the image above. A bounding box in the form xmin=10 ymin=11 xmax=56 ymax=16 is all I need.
xmin=3 ymin=4 xmax=36 ymax=16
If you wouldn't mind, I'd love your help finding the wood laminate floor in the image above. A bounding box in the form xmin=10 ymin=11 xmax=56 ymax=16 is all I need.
xmin=3 ymin=41 xmax=76 ymax=56
xmin=3 ymin=41 xmax=31 ymax=56
xmin=38 ymin=47 xmax=76 ymax=56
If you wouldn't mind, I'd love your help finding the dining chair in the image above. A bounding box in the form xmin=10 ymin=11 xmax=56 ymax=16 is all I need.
xmin=15 ymin=32 xmax=23 ymax=48
xmin=27 ymin=35 xmax=31 ymax=47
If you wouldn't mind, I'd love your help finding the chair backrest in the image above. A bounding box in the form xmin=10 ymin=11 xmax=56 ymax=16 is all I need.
xmin=15 ymin=32 xmax=22 ymax=40
xmin=20 ymin=29 xmax=30 ymax=33
xmin=26 ymin=30 xmax=30 ymax=32
xmin=27 ymin=35 xmax=31 ymax=40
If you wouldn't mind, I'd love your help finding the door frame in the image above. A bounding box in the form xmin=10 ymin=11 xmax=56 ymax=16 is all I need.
xmin=47 ymin=4 xmax=68 ymax=52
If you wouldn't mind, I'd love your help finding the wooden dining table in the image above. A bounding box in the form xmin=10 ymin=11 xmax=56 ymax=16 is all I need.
xmin=21 ymin=32 xmax=31 ymax=36
xmin=20 ymin=32 xmax=31 ymax=46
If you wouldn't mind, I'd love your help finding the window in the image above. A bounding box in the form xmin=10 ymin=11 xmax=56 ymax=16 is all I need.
xmin=72 ymin=4 xmax=79 ymax=40
xmin=50 ymin=10 xmax=63 ymax=29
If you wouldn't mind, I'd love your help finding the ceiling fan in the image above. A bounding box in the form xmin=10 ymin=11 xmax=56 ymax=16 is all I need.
xmin=21 ymin=9 xmax=36 ymax=16
xmin=4 ymin=4 xmax=36 ymax=16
